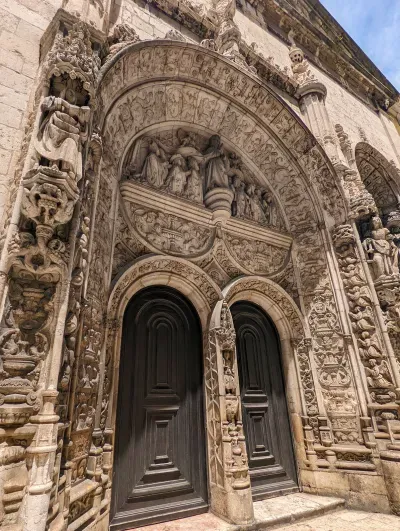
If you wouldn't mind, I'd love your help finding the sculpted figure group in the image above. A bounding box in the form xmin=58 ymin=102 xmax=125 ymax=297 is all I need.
xmin=126 ymin=131 xmax=277 ymax=226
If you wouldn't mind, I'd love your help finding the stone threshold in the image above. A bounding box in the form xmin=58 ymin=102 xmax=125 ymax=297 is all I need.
xmin=133 ymin=493 xmax=345 ymax=531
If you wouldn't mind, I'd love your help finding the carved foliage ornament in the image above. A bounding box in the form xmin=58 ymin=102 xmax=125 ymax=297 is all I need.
xmin=0 ymin=21 xmax=98 ymax=425
xmin=206 ymin=300 xmax=250 ymax=491
xmin=332 ymin=224 xmax=396 ymax=405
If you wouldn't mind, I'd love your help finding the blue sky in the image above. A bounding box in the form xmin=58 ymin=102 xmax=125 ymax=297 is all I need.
xmin=320 ymin=0 xmax=400 ymax=91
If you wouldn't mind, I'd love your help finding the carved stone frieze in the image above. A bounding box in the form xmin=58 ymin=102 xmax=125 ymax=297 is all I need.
xmin=98 ymin=42 xmax=346 ymax=226
xmin=127 ymin=204 xmax=213 ymax=257
xmin=123 ymin=129 xmax=282 ymax=225
xmin=119 ymin=174 xmax=292 ymax=280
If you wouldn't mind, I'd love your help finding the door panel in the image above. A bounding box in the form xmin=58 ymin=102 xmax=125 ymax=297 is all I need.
xmin=111 ymin=287 xmax=208 ymax=530
xmin=231 ymin=301 xmax=298 ymax=500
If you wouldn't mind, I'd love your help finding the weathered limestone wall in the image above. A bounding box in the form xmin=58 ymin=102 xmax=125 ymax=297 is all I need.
xmin=110 ymin=0 xmax=200 ymax=41
xmin=0 ymin=0 xmax=62 ymax=232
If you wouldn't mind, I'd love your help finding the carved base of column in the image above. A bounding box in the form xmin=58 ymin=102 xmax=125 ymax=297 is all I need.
xmin=210 ymin=484 xmax=254 ymax=525
xmin=380 ymin=450 xmax=400 ymax=515
xmin=204 ymin=188 xmax=234 ymax=222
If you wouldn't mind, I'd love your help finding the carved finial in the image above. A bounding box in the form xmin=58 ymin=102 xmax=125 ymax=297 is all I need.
xmin=43 ymin=21 xmax=100 ymax=99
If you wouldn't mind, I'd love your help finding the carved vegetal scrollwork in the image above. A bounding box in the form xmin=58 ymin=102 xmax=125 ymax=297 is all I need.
xmin=332 ymin=224 xmax=397 ymax=406
xmin=206 ymin=300 xmax=250 ymax=493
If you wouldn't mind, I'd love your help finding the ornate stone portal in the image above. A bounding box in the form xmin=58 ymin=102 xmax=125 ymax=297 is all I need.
xmin=0 ymin=9 xmax=400 ymax=531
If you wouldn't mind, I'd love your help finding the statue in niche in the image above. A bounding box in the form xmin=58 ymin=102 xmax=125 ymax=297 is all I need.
xmin=141 ymin=138 xmax=170 ymax=188
xmin=167 ymin=154 xmax=190 ymax=195
xmin=203 ymin=135 xmax=230 ymax=191
xmin=363 ymin=216 xmax=399 ymax=279
xmin=232 ymin=176 xmax=247 ymax=217
xmin=35 ymin=78 xmax=90 ymax=182
xmin=185 ymin=157 xmax=203 ymax=203
xmin=262 ymin=191 xmax=276 ymax=225
xmin=245 ymin=184 xmax=265 ymax=223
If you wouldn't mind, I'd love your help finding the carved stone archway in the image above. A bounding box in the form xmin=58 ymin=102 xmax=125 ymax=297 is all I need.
xmin=71 ymin=39 xmax=366 ymax=530
xmin=97 ymin=40 xmax=347 ymax=228
xmin=355 ymin=142 xmax=400 ymax=216
xmin=105 ymin=254 xmax=222 ymax=432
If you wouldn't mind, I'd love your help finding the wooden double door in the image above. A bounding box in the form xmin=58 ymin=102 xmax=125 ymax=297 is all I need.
xmin=232 ymin=301 xmax=298 ymax=499
xmin=112 ymin=290 xmax=297 ymax=529
xmin=111 ymin=286 xmax=208 ymax=530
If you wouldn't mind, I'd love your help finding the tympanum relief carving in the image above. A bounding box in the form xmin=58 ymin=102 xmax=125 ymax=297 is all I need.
xmin=122 ymin=129 xmax=283 ymax=227
xmin=116 ymin=128 xmax=291 ymax=281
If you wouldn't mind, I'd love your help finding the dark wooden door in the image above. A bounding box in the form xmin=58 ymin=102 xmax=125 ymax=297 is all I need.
xmin=111 ymin=286 xmax=208 ymax=530
xmin=231 ymin=301 xmax=298 ymax=500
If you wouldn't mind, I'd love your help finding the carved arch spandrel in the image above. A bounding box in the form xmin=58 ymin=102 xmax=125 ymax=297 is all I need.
xmin=96 ymin=40 xmax=348 ymax=228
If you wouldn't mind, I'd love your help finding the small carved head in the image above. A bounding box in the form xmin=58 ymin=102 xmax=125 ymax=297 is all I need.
xmin=371 ymin=216 xmax=383 ymax=230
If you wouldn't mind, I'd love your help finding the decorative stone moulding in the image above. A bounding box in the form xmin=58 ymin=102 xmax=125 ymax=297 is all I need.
xmin=120 ymin=180 xmax=291 ymax=278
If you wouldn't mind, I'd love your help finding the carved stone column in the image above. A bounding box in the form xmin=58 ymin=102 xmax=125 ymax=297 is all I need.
xmin=206 ymin=300 xmax=254 ymax=525
xmin=0 ymin=20 xmax=100 ymax=531
xmin=332 ymin=224 xmax=400 ymax=428
xmin=289 ymin=44 xmax=339 ymax=164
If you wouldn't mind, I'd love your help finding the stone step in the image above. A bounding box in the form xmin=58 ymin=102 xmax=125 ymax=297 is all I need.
xmin=133 ymin=493 xmax=345 ymax=531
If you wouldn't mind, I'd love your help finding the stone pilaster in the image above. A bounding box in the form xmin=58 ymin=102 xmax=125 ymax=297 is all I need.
xmin=206 ymin=300 xmax=254 ymax=525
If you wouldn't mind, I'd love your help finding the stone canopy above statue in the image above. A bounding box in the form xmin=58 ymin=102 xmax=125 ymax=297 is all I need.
xmin=122 ymin=128 xmax=285 ymax=229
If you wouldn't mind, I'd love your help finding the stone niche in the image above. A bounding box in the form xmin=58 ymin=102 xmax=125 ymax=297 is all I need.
xmin=119 ymin=127 xmax=292 ymax=279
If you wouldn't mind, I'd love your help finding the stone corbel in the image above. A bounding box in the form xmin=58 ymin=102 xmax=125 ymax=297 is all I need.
xmin=206 ymin=299 xmax=254 ymax=525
